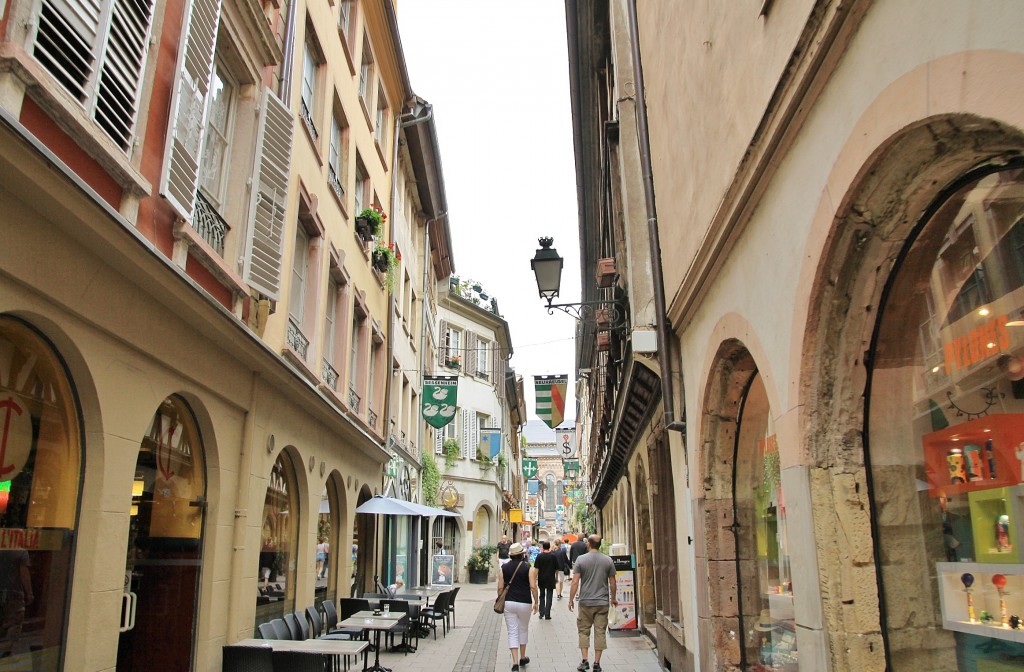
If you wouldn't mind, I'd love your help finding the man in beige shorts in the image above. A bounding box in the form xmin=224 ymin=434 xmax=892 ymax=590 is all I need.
xmin=567 ymin=535 xmax=617 ymax=672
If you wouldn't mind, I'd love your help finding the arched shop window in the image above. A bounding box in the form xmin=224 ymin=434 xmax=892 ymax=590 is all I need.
xmin=255 ymin=452 xmax=298 ymax=627
xmin=734 ymin=372 xmax=797 ymax=669
xmin=868 ymin=167 xmax=1024 ymax=668
xmin=0 ymin=316 xmax=81 ymax=666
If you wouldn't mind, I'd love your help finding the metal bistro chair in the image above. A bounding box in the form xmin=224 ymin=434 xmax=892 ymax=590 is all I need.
xmin=270 ymin=618 xmax=290 ymax=641
xmin=223 ymin=645 xmax=274 ymax=672
xmin=257 ymin=622 xmax=278 ymax=640
xmin=419 ymin=590 xmax=451 ymax=639
xmin=382 ymin=599 xmax=417 ymax=654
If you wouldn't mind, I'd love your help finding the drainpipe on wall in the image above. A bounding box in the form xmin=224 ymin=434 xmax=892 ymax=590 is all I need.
xmin=227 ymin=372 xmax=259 ymax=641
xmin=626 ymin=0 xmax=684 ymax=434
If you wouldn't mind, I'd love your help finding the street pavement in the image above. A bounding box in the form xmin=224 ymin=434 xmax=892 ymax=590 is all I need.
xmin=373 ymin=579 xmax=664 ymax=672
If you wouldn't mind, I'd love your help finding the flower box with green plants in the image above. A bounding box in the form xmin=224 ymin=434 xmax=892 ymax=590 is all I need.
xmin=371 ymin=241 xmax=401 ymax=292
xmin=467 ymin=544 xmax=498 ymax=583
xmin=445 ymin=354 xmax=462 ymax=370
xmin=475 ymin=448 xmax=494 ymax=470
xmin=355 ymin=204 xmax=386 ymax=241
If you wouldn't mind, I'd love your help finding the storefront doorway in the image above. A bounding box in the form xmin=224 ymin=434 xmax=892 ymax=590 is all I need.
xmin=117 ymin=396 xmax=206 ymax=672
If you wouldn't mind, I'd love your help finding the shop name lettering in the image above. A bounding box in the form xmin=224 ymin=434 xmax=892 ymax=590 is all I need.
xmin=0 ymin=528 xmax=40 ymax=550
xmin=942 ymin=314 xmax=1010 ymax=374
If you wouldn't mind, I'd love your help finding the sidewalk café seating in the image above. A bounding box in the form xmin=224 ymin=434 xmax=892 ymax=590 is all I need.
xmin=382 ymin=599 xmax=418 ymax=654
xmin=272 ymin=650 xmax=325 ymax=672
xmin=322 ymin=600 xmax=363 ymax=640
xmin=223 ymin=644 xmax=274 ymax=672
xmin=257 ymin=623 xmax=277 ymax=640
xmin=306 ymin=606 xmax=356 ymax=642
xmin=419 ymin=590 xmax=452 ymax=639
xmin=444 ymin=586 xmax=460 ymax=627
xmin=336 ymin=598 xmax=370 ymax=641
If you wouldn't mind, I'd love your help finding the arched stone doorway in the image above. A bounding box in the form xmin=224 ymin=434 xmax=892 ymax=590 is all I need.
xmin=354 ymin=486 xmax=375 ymax=596
xmin=633 ymin=460 xmax=656 ymax=630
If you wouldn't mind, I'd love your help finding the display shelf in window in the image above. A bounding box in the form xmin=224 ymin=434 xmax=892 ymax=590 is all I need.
xmin=937 ymin=562 xmax=1024 ymax=643
xmin=923 ymin=414 xmax=1024 ymax=498
xmin=969 ymin=486 xmax=1024 ymax=563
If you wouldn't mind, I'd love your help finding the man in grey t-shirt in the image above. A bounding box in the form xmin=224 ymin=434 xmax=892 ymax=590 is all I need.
xmin=568 ymin=535 xmax=617 ymax=672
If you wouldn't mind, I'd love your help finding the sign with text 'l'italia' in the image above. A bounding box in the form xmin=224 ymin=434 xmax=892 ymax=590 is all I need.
xmin=422 ymin=376 xmax=458 ymax=429
xmin=534 ymin=375 xmax=567 ymax=429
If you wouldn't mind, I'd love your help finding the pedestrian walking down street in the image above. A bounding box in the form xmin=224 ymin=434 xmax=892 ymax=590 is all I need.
xmin=531 ymin=541 xmax=558 ymax=619
xmin=553 ymin=538 xmax=571 ymax=599
xmin=568 ymin=534 xmax=617 ymax=672
xmin=569 ymin=531 xmax=588 ymax=567
xmin=498 ymin=543 xmax=538 ymax=671
xmin=497 ymin=534 xmax=512 ymax=568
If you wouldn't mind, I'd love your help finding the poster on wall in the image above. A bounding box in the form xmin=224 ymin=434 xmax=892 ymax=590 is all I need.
xmin=608 ymin=555 xmax=637 ymax=630
xmin=431 ymin=554 xmax=455 ymax=586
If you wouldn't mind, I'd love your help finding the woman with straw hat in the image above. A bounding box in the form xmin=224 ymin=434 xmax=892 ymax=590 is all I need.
xmin=497 ymin=542 xmax=539 ymax=671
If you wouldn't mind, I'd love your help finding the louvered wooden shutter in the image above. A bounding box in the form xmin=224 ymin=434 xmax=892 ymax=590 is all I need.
xmin=493 ymin=346 xmax=503 ymax=394
xmin=465 ymin=332 xmax=477 ymax=377
xmin=437 ymin=320 xmax=448 ymax=366
xmin=159 ymin=0 xmax=222 ymax=218
xmin=242 ymin=88 xmax=293 ymax=300
xmin=434 ymin=427 xmax=443 ymax=455
xmin=94 ymin=0 xmax=155 ymax=148
xmin=461 ymin=409 xmax=470 ymax=459
xmin=471 ymin=415 xmax=479 ymax=459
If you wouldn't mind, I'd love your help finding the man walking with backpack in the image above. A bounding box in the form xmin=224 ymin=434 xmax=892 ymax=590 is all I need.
xmin=567 ymin=535 xmax=617 ymax=672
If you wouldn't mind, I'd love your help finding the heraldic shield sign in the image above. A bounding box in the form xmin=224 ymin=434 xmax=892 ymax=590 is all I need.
xmin=534 ymin=374 xmax=567 ymax=429
xmin=422 ymin=376 xmax=458 ymax=428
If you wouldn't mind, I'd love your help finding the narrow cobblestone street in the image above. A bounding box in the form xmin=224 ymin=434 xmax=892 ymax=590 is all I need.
xmin=375 ymin=580 xmax=663 ymax=672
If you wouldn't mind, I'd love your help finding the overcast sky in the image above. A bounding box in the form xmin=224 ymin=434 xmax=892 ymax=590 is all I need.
xmin=398 ymin=2 xmax=580 ymax=424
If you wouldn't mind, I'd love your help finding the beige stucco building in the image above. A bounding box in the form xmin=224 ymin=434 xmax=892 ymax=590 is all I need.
xmin=568 ymin=1 xmax=1024 ymax=671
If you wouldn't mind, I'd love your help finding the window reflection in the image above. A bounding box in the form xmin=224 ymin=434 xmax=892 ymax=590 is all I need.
xmin=255 ymin=453 xmax=298 ymax=627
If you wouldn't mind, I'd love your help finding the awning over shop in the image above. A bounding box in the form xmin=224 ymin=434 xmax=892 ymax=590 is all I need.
xmin=355 ymin=495 xmax=461 ymax=518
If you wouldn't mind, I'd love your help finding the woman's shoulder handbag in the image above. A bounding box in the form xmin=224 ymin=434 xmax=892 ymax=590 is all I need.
xmin=494 ymin=561 xmax=525 ymax=613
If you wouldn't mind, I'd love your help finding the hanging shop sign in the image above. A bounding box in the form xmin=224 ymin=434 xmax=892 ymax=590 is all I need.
xmin=422 ymin=376 xmax=458 ymax=429
xmin=480 ymin=427 xmax=501 ymax=458
xmin=534 ymin=375 xmax=567 ymax=428
xmin=523 ymin=459 xmax=539 ymax=479
xmin=559 ymin=428 xmax=577 ymax=459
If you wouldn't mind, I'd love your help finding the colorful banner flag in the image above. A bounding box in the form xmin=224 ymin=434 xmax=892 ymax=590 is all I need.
xmin=534 ymin=375 xmax=568 ymax=429
xmin=527 ymin=478 xmax=539 ymax=494
xmin=558 ymin=428 xmax=577 ymax=459
xmin=480 ymin=428 xmax=501 ymax=458
xmin=523 ymin=459 xmax=539 ymax=479
xmin=422 ymin=376 xmax=458 ymax=429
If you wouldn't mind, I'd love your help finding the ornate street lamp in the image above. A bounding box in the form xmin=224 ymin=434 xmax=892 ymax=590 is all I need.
xmin=563 ymin=459 xmax=579 ymax=481
xmin=529 ymin=237 xmax=626 ymax=327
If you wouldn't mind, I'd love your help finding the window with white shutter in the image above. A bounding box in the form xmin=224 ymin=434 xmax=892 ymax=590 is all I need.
xmin=158 ymin=0 xmax=222 ymax=218
xmin=434 ymin=427 xmax=443 ymax=455
xmin=33 ymin=0 xmax=156 ymax=150
xmin=461 ymin=410 xmax=470 ymax=459
xmin=242 ymin=88 xmax=293 ymax=300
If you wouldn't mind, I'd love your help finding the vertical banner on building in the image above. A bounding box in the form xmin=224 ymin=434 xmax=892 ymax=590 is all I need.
xmin=609 ymin=555 xmax=638 ymax=630
xmin=558 ymin=427 xmax=577 ymax=459
xmin=422 ymin=376 xmax=458 ymax=429
xmin=534 ymin=375 xmax=568 ymax=428
xmin=480 ymin=427 xmax=501 ymax=458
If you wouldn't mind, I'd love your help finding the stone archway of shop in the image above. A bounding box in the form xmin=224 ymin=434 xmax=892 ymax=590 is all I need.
xmin=633 ymin=460 xmax=656 ymax=632
xmin=354 ymin=486 xmax=375 ymax=597
xmin=317 ymin=471 xmax=347 ymax=605
xmin=697 ymin=340 xmax=757 ymax=672
xmin=800 ymin=116 xmax=1024 ymax=666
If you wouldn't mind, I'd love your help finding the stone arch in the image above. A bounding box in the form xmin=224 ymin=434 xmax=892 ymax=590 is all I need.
xmin=633 ymin=458 xmax=656 ymax=629
xmin=353 ymin=484 xmax=375 ymax=596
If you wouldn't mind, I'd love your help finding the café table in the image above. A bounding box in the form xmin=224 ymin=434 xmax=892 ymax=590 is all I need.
xmin=339 ymin=615 xmax=402 ymax=672
xmin=231 ymin=637 xmax=369 ymax=671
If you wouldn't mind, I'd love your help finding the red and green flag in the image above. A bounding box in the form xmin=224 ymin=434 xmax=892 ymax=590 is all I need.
xmin=534 ymin=374 xmax=567 ymax=429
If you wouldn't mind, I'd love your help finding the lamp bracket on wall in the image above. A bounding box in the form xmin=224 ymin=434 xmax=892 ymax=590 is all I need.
xmin=542 ymin=297 xmax=627 ymax=329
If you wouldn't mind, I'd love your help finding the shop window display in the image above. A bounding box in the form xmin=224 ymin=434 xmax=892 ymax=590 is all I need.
xmin=869 ymin=167 xmax=1024 ymax=670
xmin=0 ymin=317 xmax=80 ymax=670
xmin=255 ymin=452 xmax=298 ymax=627
xmin=735 ymin=373 xmax=797 ymax=671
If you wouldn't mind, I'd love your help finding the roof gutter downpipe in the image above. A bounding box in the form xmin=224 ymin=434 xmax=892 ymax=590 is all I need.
xmin=626 ymin=0 xmax=684 ymax=434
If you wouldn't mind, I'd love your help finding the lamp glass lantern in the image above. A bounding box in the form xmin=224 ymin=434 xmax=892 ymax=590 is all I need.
xmin=563 ymin=459 xmax=579 ymax=480
xmin=530 ymin=237 xmax=563 ymax=301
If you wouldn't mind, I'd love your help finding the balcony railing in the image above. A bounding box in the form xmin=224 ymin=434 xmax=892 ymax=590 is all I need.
xmin=368 ymin=409 xmax=378 ymax=429
xmin=300 ymin=99 xmax=319 ymax=141
xmin=328 ymin=165 xmax=344 ymax=202
xmin=192 ymin=191 xmax=229 ymax=256
xmin=286 ymin=319 xmax=309 ymax=359
xmin=322 ymin=359 xmax=339 ymax=391
xmin=348 ymin=386 xmax=361 ymax=412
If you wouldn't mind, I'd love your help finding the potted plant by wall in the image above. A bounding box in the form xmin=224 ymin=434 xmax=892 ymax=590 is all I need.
xmin=371 ymin=240 xmax=401 ymax=292
xmin=443 ymin=438 xmax=459 ymax=470
xmin=355 ymin=204 xmax=386 ymax=241
xmin=475 ymin=448 xmax=494 ymax=470
xmin=467 ymin=544 xmax=497 ymax=584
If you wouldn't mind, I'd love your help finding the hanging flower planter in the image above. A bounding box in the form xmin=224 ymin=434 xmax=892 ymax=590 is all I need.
xmin=371 ymin=241 xmax=402 ymax=292
xmin=355 ymin=205 xmax=386 ymax=241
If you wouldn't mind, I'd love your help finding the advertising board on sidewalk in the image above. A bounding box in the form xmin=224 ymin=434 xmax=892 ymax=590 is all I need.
xmin=608 ymin=555 xmax=637 ymax=630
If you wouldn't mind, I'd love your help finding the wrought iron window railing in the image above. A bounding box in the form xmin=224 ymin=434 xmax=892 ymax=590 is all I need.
xmin=348 ymin=386 xmax=361 ymax=412
xmin=322 ymin=359 xmax=339 ymax=391
xmin=192 ymin=191 xmax=229 ymax=256
xmin=328 ymin=165 xmax=344 ymax=202
xmin=286 ymin=318 xmax=310 ymax=359
xmin=300 ymin=99 xmax=319 ymax=141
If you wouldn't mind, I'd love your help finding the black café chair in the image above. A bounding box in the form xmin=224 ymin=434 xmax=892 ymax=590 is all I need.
xmin=283 ymin=613 xmax=303 ymax=640
xmin=419 ymin=590 xmax=451 ymax=639
xmin=223 ymin=645 xmax=274 ymax=672
xmin=257 ymin=622 xmax=278 ymax=640
xmin=272 ymin=650 xmax=325 ymax=672
xmin=307 ymin=605 xmax=356 ymax=641
xmin=335 ymin=598 xmax=370 ymax=641
xmin=322 ymin=600 xmax=363 ymax=640
xmin=445 ymin=586 xmax=460 ymax=628
xmin=270 ymin=618 xmax=290 ymax=641
xmin=293 ymin=610 xmax=311 ymax=640
xmin=382 ymin=599 xmax=417 ymax=654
